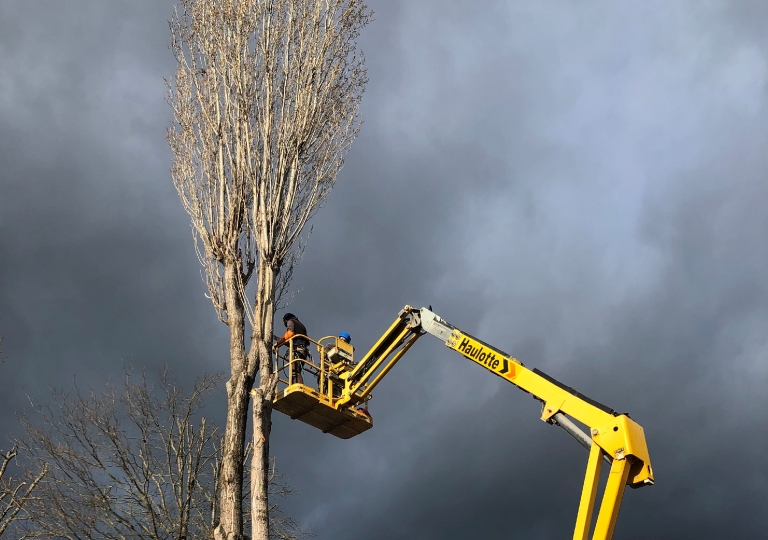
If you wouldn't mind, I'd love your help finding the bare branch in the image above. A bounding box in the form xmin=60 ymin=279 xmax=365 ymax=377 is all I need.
xmin=275 ymin=227 xmax=310 ymax=310
xmin=0 ymin=447 xmax=47 ymax=538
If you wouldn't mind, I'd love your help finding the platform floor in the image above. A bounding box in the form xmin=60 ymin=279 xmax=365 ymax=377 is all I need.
xmin=273 ymin=384 xmax=373 ymax=439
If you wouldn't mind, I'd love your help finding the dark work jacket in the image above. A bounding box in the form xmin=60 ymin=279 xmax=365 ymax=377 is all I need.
xmin=286 ymin=318 xmax=309 ymax=349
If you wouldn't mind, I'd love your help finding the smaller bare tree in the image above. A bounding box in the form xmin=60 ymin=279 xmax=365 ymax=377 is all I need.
xmin=15 ymin=368 xmax=308 ymax=540
xmin=17 ymin=369 xmax=223 ymax=539
xmin=0 ymin=447 xmax=46 ymax=538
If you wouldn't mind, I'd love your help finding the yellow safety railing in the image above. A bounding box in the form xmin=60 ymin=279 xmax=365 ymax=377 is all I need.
xmin=273 ymin=335 xmax=372 ymax=412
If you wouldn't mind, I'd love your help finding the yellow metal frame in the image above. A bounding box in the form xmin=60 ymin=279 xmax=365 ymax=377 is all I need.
xmin=441 ymin=320 xmax=653 ymax=539
xmin=272 ymin=334 xmax=375 ymax=439
xmin=444 ymin=328 xmax=652 ymax=488
xmin=272 ymin=306 xmax=654 ymax=539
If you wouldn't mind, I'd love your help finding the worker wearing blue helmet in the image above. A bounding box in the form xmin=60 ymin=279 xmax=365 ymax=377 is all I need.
xmin=336 ymin=332 xmax=370 ymax=418
xmin=320 ymin=332 xmax=353 ymax=399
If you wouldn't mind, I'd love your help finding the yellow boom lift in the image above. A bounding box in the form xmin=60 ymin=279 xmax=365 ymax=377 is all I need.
xmin=272 ymin=305 xmax=654 ymax=540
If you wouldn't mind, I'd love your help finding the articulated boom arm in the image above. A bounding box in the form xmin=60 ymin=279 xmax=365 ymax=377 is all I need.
xmin=336 ymin=306 xmax=423 ymax=408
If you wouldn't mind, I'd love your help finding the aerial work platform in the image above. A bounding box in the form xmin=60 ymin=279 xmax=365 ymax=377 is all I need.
xmin=273 ymin=334 xmax=376 ymax=439
xmin=271 ymin=305 xmax=654 ymax=540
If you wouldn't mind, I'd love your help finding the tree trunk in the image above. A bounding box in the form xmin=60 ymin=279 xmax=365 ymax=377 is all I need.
xmin=250 ymin=387 xmax=272 ymax=540
xmin=250 ymin=261 xmax=277 ymax=540
xmin=216 ymin=262 xmax=251 ymax=540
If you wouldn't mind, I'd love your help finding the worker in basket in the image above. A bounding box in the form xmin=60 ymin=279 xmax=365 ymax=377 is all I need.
xmin=333 ymin=333 xmax=369 ymax=419
xmin=275 ymin=312 xmax=309 ymax=385
xmin=326 ymin=332 xmax=370 ymax=421
xmin=321 ymin=332 xmax=354 ymax=398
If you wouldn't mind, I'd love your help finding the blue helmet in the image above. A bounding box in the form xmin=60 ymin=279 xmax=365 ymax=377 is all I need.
xmin=338 ymin=332 xmax=351 ymax=343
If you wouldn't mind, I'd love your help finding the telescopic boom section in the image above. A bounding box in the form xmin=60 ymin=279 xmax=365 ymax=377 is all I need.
xmin=417 ymin=306 xmax=654 ymax=540
xmin=418 ymin=307 xmax=653 ymax=489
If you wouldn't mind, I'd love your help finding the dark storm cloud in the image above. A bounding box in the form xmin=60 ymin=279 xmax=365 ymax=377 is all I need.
xmin=2 ymin=1 xmax=767 ymax=539
xmin=280 ymin=3 xmax=768 ymax=539
xmin=0 ymin=0 xmax=222 ymax=422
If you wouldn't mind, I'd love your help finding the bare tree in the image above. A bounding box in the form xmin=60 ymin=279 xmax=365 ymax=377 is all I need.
xmin=0 ymin=447 xmax=46 ymax=537
xmin=167 ymin=1 xmax=370 ymax=539
xmin=17 ymin=370 xmax=223 ymax=539
xmin=0 ymin=336 xmax=47 ymax=538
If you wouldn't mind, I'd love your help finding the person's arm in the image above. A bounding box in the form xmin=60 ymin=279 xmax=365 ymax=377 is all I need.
xmin=275 ymin=320 xmax=295 ymax=347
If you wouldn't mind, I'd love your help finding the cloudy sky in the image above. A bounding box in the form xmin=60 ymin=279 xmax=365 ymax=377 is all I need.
xmin=2 ymin=1 xmax=767 ymax=538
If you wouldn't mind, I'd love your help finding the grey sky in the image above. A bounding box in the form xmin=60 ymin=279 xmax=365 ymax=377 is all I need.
xmin=2 ymin=1 xmax=767 ymax=538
